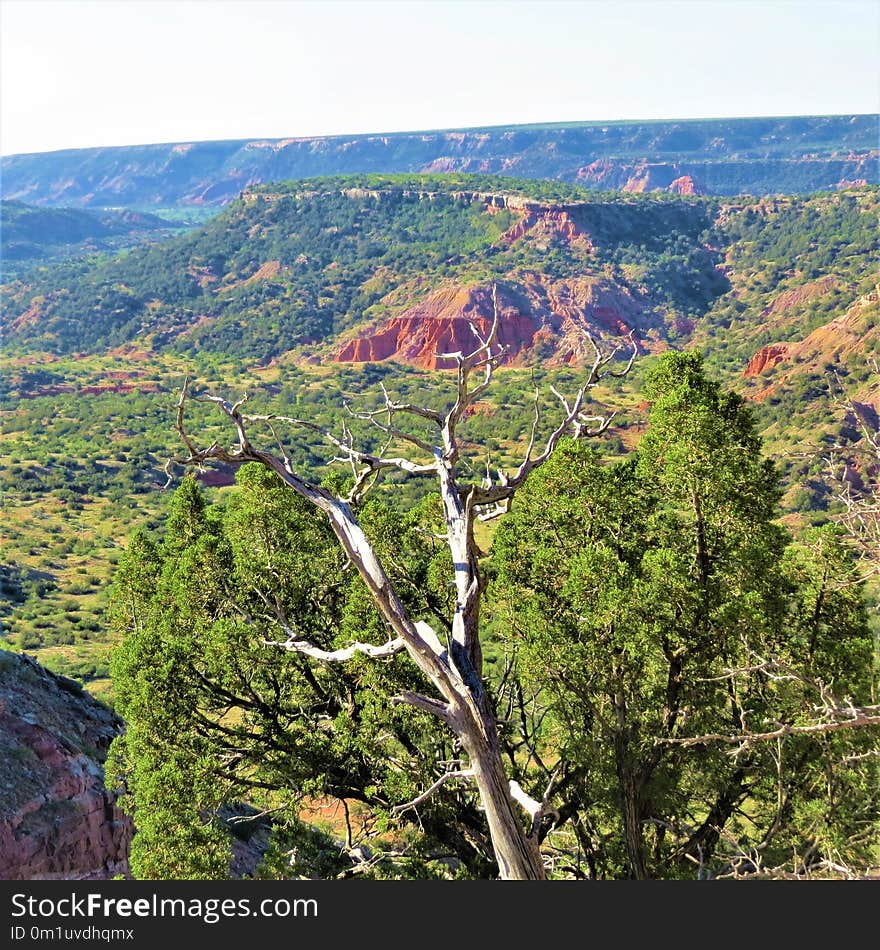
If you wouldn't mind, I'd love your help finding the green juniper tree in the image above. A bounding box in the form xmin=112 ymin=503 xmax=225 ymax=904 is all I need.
xmin=108 ymin=468 xmax=493 ymax=879
xmin=109 ymin=344 xmax=877 ymax=879
xmin=489 ymin=352 xmax=878 ymax=878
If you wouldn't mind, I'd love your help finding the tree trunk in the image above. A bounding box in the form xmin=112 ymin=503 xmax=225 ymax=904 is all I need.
xmin=620 ymin=775 xmax=650 ymax=879
xmin=612 ymin=678 xmax=650 ymax=879
xmin=460 ymin=707 xmax=546 ymax=880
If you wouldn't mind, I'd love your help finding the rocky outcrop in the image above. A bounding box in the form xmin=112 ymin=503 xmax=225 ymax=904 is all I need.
xmin=623 ymin=164 xmax=687 ymax=194
xmin=745 ymin=283 xmax=880 ymax=382
xmin=220 ymin=259 xmax=283 ymax=292
xmin=9 ymin=297 xmax=48 ymax=332
xmin=667 ymin=175 xmax=702 ymax=196
xmin=744 ymin=343 xmax=790 ymax=377
xmin=336 ymin=285 xmax=538 ymax=369
xmin=335 ymin=276 xmax=657 ymax=369
xmin=497 ymin=208 xmax=594 ymax=251
xmin=578 ymin=161 xmax=705 ymax=195
xmin=0 ymin=651 xmax=131 ymax=880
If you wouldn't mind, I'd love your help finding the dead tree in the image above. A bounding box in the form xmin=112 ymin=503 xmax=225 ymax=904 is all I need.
xmin=169 ymin=289 xmax=636 ymax=880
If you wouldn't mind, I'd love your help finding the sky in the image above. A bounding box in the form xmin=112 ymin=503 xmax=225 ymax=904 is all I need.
xmin=1 ymin=0 xmax=878 ymax=156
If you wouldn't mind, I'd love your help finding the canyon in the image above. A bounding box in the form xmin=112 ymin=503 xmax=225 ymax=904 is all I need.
xmin=1 ymin=167 xmax=878 ymax=881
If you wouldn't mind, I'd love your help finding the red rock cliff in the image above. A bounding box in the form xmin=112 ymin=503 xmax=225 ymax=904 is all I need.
xmin=497 ymin=208 xmax=594 ymax=251
xmin=0 ymin=652 xmax=131 ymax=880
xmin=335 ymin=276 xmax=656 ymax=369
xmin=744 ymin=343 xmax=790 ymax=377
xmin=578 ymin=160 xmax=703 ymax=195
xmin=667 ymin=175 xmax=702 ymax=196
xmin=336 ymin=285 xmax=539 ymax=369
xmin=745 ymin=283 xmax=880 ymax=382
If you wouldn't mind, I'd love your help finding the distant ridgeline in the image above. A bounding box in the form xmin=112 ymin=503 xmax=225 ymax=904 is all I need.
xmin=1 ymin=114 xmax=877 ymax=208
xmin=0 ymin=200 xmax=185 ymax=280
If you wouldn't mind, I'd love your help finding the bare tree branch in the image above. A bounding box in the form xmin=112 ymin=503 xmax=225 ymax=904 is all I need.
xmin=509 ymin=780 xmax=543 ymax=822
xmin=471 ymin=329 xmax=638 ymax=506
xmin=658 ymin=648 xmax=880 ymax=754
xmin=660 ymin=707 xmax=880 ymax=751
xmin=262 ymin=633 xmax=407 ymax=663
xmin=390 ymin=769 xmax=475 ymax=815
xmin=390 ymin=690 xmax=455 ymax=725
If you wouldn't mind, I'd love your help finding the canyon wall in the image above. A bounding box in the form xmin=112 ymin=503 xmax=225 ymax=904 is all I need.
xmin=3 ymin=115 xmax=876 ymax=208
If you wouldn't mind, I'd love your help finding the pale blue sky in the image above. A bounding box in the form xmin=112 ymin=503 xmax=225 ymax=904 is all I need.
xmin=1 ymin=0 xmax=878 ymax=156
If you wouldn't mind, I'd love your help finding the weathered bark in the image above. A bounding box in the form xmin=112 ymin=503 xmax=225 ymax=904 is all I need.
xmin=613 ymin=737 xmax=650 ymax=879
xmin=461 ymin=712 xmax=545 ymax=879
xmin=612 ymin=663 xmax=650 ymax=879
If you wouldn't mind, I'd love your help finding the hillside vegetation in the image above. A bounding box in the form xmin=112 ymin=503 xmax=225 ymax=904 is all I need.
xmin=0 ymin=200 xmax=185 ymax=280
xmin=2 ymin=175 xmax=727 ymax=358
xmin=1 ymin=175 xmax=877 ymax=690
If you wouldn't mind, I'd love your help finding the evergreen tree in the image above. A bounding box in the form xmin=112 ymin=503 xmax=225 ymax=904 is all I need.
xmin=109 ymin=354 xmax=877 ymax=879
xmin=489 ymin=352 xmax=877 ymax=878
xmin=108 ymin=469 xmax=493 ymax=879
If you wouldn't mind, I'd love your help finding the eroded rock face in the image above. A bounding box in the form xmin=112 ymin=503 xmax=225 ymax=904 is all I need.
xmin=667 ymin=175 xmax=701 ymax=196
xmin=3 ymin=115 xmax=876 ymax=208
xmin=744 ymin=283 xmax=880 ymax=384
xmin=578 ymin=161 xmax=705 ymax=195
xmin=335 ymin=285 xmax=539 ymax=369
xmin=335 ymin=276 xmax=657 ymax=369
xmin=0 ymin=651 xmax=131 ymax=880
xmin=497 ymin=207 xmax=595 ymax=250
xmin=744 ymin=343 xmax=790 ymax=377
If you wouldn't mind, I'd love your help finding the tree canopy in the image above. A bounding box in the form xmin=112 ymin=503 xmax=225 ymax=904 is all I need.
xmin=108 ymin=352 xmax=878 ymax=879
xmin=489 ymin=352 xmax=877 ymax=878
